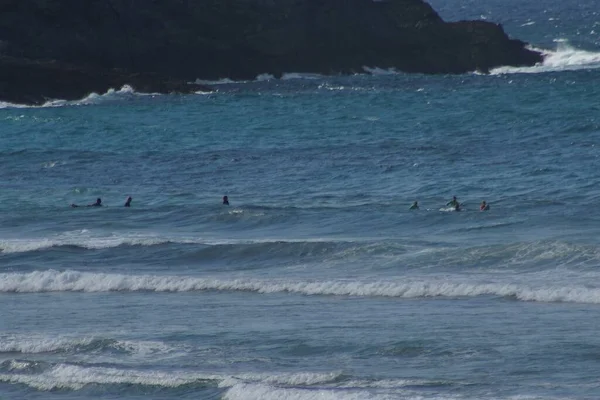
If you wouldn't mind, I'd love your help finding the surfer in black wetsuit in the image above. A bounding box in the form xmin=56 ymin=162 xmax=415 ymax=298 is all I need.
xmin=71 ymin=198 xmax=102 ymax=207
xmin=409 ymin=201 xmax=419 ymax=210
xmin=222 ymin=196 xmax=229 ymax=205
xmin=124 ymin=196 xmax=132 ymax=207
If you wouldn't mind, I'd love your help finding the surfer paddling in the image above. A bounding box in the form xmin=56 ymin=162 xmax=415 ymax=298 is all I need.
xmin=71 ymin=198 xmax=102 ymax=208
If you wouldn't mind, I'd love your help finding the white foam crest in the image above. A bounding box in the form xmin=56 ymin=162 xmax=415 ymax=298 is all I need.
xmin=0 ymin=85 xmax=147 ymax=109
xmin=341 ymin=378 xmax=442 ymax=389
xmin=280 ymin=72 xmax=323 ymax=80
xmin=42 ymin=85 xmax=144 ymax=107
xmin=0 ymin=335 xmax=95 ymax=354
xmin=223 ymin=382 xmax=393 ymax=400
xmin=113 ymin=339 xmax=180 ymax=356
xmin=41 ymin=160 xmax=64 ymax=169
xmin=0 ymin=234 xmax=170 ymax=253
xmin=0 ymin=364 xmax=212 ymax=391
xmin=219 ymin=371 xmax=342 ymax=388
xmin=194 ymin=77 xmax=239 ymax=85
xmin=195 ymin=72 xmax=325 ymax=85
xmin=256 ymin=73 xmax=276 ymax=81
xmin=0 ymin=101 xmax=34 ymax=109
xmin=0 ymin=334 xmax=180 ymax=358
xmin=5 ymin=360 xmax=36 ymax=371
xmin=491 ymin=41 xmax=600 ymax=74
xmin=0 ymin=364 xmax=341 ymax=392
xmin=2 ymin=270 xmax=600 ymax=304
xmin=362 ymin=66 xmax=398 ymax=75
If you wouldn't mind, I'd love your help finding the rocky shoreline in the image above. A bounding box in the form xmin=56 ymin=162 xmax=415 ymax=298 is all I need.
xmin=0 ymin=0 xmax=543 ymax=105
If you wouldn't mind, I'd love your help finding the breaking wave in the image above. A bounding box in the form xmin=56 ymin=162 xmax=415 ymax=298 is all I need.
xmin=0 ymin=364 xmax=342 ymax=391
xmin=491 ymin=40 xmax=600 ymax=74
xmin=0 ymin=361 xmax=457 ymax=399
xmin=1 ymin=270 xmax=599 ymax=304
xmin=0 ymin=335 xmax=179 ymax=357
xmin=0 ymin=85 xmax=156 ymax=109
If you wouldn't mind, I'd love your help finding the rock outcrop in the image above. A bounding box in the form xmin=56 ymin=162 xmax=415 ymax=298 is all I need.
xmin=0 ymin=0 xmax=543 ymax=105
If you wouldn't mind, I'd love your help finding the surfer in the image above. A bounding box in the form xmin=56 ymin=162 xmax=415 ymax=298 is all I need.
xmin=447 ymin=196 xmax=459 ymax=208
xmin=124 ymin=196 xmax=132 ymax=207
xmin=409 ymin=201 xmax=419 ymax=210
xmin=71 ymin=198 xmax=102 ymax=207
xmin=480 ymin=200 xmax=490 ymax=211
xmin=222 ymin=195 xmax=229 ymax=205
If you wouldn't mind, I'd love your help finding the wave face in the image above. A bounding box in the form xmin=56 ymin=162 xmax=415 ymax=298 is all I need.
xmin=2 ymin=2 xmax=600 ymax=399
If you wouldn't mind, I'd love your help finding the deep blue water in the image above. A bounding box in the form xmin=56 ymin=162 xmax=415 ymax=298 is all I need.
xmin=2 ymin=1 xmax=600 ymax=399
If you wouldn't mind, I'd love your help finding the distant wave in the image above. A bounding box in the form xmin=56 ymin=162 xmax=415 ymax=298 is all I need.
xmin=4 ymin=236 xmax=600 ymax=274
xmin=194 ymin=72 xmax=324 ymax=86
xmin=491 ymin=41 xmax=600 ymax=74
xmin=1 ymin=270 xmax=599 ymax=303
xmin=0 ymin=232 xmax=359 ymax=254
xmin=194 ymin=68 xmax=406 ymax=87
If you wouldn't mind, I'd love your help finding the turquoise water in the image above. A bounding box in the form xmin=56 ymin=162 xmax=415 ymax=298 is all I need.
xmin=2 ymin=1 xmax=600 ymax=399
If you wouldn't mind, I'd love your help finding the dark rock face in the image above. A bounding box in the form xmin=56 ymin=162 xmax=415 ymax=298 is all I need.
xmin=0 ymin=0 xmax=543 ymax=105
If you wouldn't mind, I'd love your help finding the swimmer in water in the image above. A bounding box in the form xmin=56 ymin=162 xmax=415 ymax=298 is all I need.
xmin=124 ymin=196 xmax=132 ymax=207
xmin=480 ymin=200 xmax=490 ymax=211
xmin=222 ymin=195 xmax=229 ymax=205
xmin=409 ymin=201 xmax=419 ymax=210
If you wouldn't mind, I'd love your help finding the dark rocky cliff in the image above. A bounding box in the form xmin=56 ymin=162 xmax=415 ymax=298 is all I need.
xmin=0 ymin=0 xmax=543 ymax=105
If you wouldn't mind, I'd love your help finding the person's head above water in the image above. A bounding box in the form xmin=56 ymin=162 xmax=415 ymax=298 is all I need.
xmin=94 ymin=198 xmax=102 ymax=206
xmin=223 ymin=195 xmax=229 ymax=205
xmin=125 ymin=196 xmax=132 ymax=207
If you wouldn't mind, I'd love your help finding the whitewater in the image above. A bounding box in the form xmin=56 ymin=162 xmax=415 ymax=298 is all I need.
xmin=2 ymin=0 xmax=600 ymax=399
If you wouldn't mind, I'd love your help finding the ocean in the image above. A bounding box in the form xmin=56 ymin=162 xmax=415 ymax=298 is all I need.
xmin=2 ymin=0 xmax=600 ymax=399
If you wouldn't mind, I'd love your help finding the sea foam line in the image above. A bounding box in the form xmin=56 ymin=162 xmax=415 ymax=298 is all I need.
xmin=1 ymin=270 xmax=599 ymax=304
